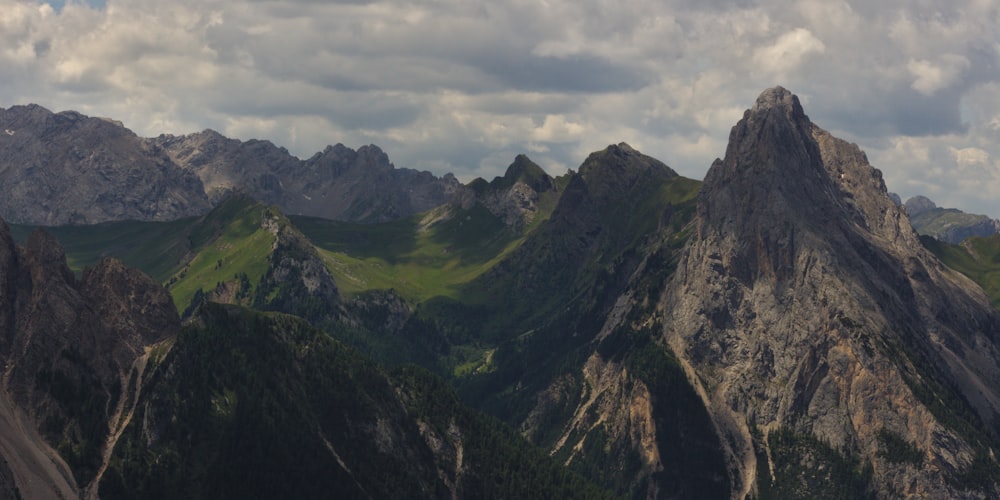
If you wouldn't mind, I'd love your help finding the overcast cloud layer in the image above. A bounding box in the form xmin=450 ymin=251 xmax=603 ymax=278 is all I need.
xmin=4 ymin=0 xmax=1000 ymax=216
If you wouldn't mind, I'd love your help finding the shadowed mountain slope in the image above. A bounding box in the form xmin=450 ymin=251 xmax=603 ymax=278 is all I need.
xmin=0 ymin=218 xmax=178 ymax=498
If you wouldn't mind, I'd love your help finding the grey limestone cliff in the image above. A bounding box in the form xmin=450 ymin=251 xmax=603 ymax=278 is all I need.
xmin=0 ymin=105 xmax=211 ymax=225
xmin=662 ymin=87 xmax=1000 ymax=498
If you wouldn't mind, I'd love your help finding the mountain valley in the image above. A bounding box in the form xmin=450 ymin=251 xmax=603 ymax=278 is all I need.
xmin=3 ymin=88 xmax=1000 ymax=498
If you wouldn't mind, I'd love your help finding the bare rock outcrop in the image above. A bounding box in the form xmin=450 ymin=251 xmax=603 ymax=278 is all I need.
xmin=0 ymin=105 xmax=211 ymax=225
xmin=152 ymin=132 xmax=466 ymax=223
xmin=662 ymin=87 xmax=1000 ymax=498
xmin=463 ymin=154 xmax=556 ymax=230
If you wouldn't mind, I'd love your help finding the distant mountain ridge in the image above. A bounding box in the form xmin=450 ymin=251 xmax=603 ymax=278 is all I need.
xmin=0 ymin=104 xmax=211 ymax=225
xmin=150 ymin=130 xmax=465 ymax=223
xmin=0 ymin=104 xmax=463 ymax=225
xmin=895 ymin=194 xmax=1000 ymax=244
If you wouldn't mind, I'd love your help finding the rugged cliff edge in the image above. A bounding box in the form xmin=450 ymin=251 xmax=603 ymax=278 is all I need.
xmin=0 ymin=218 xmax=179 ymax=498
xmin=662 ymin=87 xmax=1000 ymax=498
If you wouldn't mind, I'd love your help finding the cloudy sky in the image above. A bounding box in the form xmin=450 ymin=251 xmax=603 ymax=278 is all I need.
xmin=4 ymin=0 xmax=1000 ymax=216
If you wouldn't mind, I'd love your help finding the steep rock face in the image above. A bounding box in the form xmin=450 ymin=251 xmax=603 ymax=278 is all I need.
xmin=152 ymin=132 xmax=466 ymax=223
xmin=662 ymin=87 xmax=1000 ymax=498
xmin=150 ymin=130 xmax=300 ymax=206
xmin=0 ymin=105 xmax=211 ymax=224
xmin=0 ymin=219 xmax=179 ymax=497
xmin=459 ymin=143 xmax=727 ymax=496
xmin=253 ymin=208 xmax=342 ymax=323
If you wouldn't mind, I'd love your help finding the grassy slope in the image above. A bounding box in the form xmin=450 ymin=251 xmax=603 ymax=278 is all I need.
xmin=9 ymin=218 xmax=194 ymax=282
xmin=163 ymin=201 xmax=276 ymax=312
xmin=911 ymin=208 xmax=990 ymax=236
xmin=11 ymin=196 xmax=278 ymax=312
xmin=12 ymin=182 xmax=566 ymax=312
xmin=294 ymin=193 xmax=559 ymax=303
xmin=923 ymin=234 xmax=1000 ymax=309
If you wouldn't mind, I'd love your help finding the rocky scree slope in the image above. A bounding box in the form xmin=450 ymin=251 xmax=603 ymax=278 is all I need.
xmin=662 ymin=87 xmax=1000 ymax=498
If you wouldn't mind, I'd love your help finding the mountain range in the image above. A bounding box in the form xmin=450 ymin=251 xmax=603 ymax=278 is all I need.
xmin=3 ymin=87 xmax=1000 ymax=498
xmin=0 ymin=105 xmax=462 ymax=225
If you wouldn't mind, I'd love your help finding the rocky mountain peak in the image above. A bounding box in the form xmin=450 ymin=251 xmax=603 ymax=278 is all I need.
xmin=506 ymin=153 xmax=541 ymax=177
xmin=579 ymin=142 xmax=666 ymax=176
xmin=575 ymin=143 xmax=677 ymax=206
xmin=497 ymin=154 xmax=553 ymax=193
xmin=0 ymin=105 xmax=212 ymax=225
xmin=356 ymin=144 xmax=390 ymax=163
xmin=457 ymin=154 xmax=556 ymax=229
xmin=314 ymin=143 xmax=366 ymax=163
xmin=904 ymin=195 xmax=938 ymax=217
xmin=749 ymin=85 xmax=802 ymax=115
xmin=0 ymin=103 xmax=53 ymax=127
xmin=712 ymin=87 xmax=821 ymax=181
xmin=664 ymin=87 xmax=1000 ymax=497
xmin=696 ymin=87 xmax=896 ymax=262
